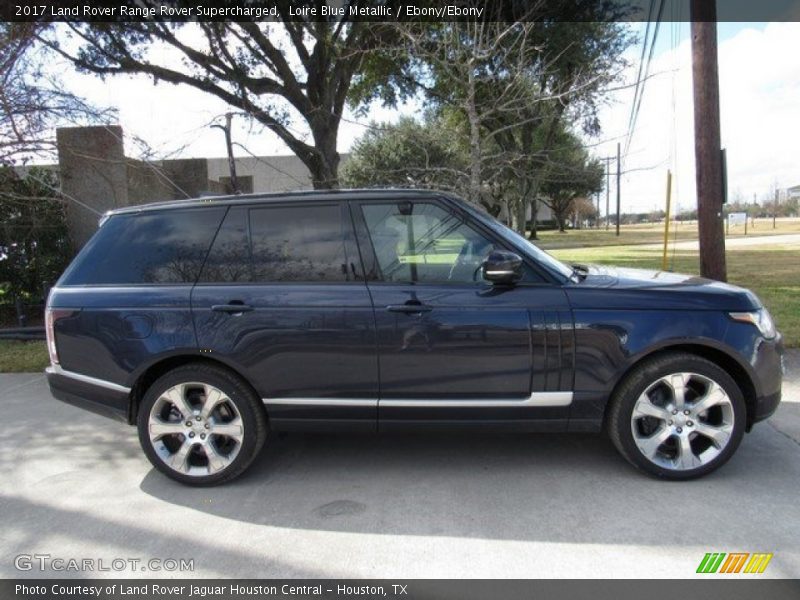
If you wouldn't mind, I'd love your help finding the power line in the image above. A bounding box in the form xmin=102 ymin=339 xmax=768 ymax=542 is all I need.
xmin=624 ymin=0 xmax=655 ymax=153
xmin=623 ymin=0 xmax=666 ymax=162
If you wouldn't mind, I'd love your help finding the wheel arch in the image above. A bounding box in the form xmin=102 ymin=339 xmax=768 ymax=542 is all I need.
xmin=604 ymin=342 xmax=759 ymax=431
xmin=126 ymin=354 xmax=263 ymax=425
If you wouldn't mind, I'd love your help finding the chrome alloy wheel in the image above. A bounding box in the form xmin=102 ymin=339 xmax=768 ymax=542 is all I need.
xmin=630 ymin=372 xmax=734 ymax=471
xmin=148 ymin=382 xmax=244 ymax=477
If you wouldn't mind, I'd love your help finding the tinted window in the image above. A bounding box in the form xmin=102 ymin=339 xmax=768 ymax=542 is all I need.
xmin=198 ymin=208 xmax=251 ymax=283
xmin=361 ymin=202 xmax=497 ymax=284
xmin=249 ymin=204 xmax=350 ymax=282
xmin=61 ymin=208 xmax=225 ymax=285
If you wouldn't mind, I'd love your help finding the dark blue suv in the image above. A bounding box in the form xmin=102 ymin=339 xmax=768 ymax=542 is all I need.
xmin=45 ymin=190 xmax=783 ymax=485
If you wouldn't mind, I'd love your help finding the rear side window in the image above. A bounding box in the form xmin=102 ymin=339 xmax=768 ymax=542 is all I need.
xmin=61 ymin=208 xmax=225 ymax=285
xmin=248 ymin=204 xmax=351 ymax=283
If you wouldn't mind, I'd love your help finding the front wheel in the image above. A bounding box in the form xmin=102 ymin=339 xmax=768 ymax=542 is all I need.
xmin=137 ymin=363 xmax=267 ymax=486
xmin=607 ymin=353 xmax=746 ymax=480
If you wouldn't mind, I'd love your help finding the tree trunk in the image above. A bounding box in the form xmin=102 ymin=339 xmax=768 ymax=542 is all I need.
xmin=308 ymin=119 xmax=341 ymax=189
xmin=515 ymin=201 xmax=527 ymax=236
xmin=528 ymin=196 xmax=539 ymax=240
xmin=527 ymin=178 xmax=544 ymax=240
xmin=465 ymin=66 xmax=482 ymax=205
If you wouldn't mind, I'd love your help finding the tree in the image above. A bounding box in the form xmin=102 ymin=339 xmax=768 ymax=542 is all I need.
xmin=0 ymin=167 xmax=71 ymax=302
xmin=341 ymin=114 xmax=469 ymax=194
xmin=539 ymin=130 xmax=604 ymax=232
xmin=572 ymin=196 xmax=599 ymax=228
xmin=370 ymin=12 xmax=631 ymax=236
xmin=39 ymin=4 xmax=403 ymax=188
xmin=1 ymin=23 xmax=109 ymax=165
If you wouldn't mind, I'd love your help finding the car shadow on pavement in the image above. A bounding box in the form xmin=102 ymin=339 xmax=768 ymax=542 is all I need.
xmin=139 ymin=423 xmax=800 ymax=550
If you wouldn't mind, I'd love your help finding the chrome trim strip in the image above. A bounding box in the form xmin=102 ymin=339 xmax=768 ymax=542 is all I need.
xmin=46 ymin=364 xmax=131 ymax=394
xmin=264 ymin=398 xmax=378 ymax=407
xmin=262 ymin=392 xmax=572 ymax=409
xmin=380 ymin=392 xmax=573 ymax=408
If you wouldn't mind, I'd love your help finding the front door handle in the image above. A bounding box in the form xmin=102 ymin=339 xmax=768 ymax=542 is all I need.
xmin=386 ymin=303 xmax=433 ymax=314
xmin=211 ymin=303 xmax=254 ymax=314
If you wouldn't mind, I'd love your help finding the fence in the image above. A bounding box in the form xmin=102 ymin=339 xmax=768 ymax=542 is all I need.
xmin=0 ymin=296 xmax=46 ymax=340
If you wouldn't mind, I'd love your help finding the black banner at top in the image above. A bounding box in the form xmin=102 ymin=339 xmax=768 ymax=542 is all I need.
xmin=3 ymin=0 xmax=800 ymax=23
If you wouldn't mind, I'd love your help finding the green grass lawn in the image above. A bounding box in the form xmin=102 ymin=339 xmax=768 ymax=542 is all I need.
xmin=536 ymin=218 xmax=800 ymax=250
xmin=0 ymin=340 xmax=49 ymax=373
xmin=550 ymin=242 xmax=800 ymax=348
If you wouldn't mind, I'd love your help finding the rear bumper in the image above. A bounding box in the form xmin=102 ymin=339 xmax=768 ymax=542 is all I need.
xmin=45 ymin=365 xmax=130 ymax=423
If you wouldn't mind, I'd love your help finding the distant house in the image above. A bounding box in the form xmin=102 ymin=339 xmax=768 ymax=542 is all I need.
xmin=787 ymin=185 xmax=800 ymax=200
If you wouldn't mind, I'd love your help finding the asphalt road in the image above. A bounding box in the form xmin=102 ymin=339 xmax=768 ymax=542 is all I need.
xmin=0 ymin=353 xmax=798 ymax=579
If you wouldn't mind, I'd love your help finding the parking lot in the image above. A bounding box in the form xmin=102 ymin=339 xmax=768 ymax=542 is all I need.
xmin=1 ymin=351 xmax=798 ymax=579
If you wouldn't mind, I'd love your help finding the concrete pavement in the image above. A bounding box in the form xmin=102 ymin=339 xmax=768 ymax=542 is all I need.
xmin=0 ymin=354 xmax=798 ymax=579
xmin=641 ymin=233 xmax=800 ymax=252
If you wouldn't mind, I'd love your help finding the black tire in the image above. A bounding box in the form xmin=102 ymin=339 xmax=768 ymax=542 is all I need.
xmin=137 ymin=363 xmax=267 ymax=486
xmin=606 ymin=352 xmax=746 ymax=480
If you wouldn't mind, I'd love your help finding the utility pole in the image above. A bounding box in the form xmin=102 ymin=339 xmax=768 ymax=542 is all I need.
xmin=691 ymin=0 xmax=727 ymax=281
xmin=662 ymin=170 xmax=673 ymax=271
xmin=605 ymin=157 xmax=611 ymax=230
xmin=211 ymin=112 xmax=240 ymax=194
xmin=616 ymin=142 xmax=621 ymax=236
xmin=595 ymin=192 xmax=600 ymax=228
xmin=774 ymin=188 xmax=778 ymax=229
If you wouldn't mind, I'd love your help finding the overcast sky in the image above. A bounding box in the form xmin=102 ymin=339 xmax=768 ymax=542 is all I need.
xmin=50 ymin=21 xmax=800 ymax=215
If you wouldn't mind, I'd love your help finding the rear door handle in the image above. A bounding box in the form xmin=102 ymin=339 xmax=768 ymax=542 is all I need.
xmin=386 ymin=304 xmax=433 ymax=314
xmin=211 ymin=303 xmax=254 ymax=314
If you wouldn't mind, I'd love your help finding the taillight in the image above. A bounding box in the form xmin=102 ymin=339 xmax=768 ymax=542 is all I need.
xmin=45 ymin=308 xmax=74 ymax=365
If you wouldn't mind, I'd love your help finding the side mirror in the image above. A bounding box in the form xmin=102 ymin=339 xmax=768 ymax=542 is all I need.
xmin=482 ymin=250 xmax=523 ymax=285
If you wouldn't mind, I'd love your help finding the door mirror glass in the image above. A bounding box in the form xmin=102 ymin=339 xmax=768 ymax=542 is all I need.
xmin=482 ymin=251 xmax=523 ymax=285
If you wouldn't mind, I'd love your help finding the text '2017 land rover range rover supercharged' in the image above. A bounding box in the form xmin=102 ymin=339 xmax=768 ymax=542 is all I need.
xmin=45 ymin=190 xmax=783 ymax=485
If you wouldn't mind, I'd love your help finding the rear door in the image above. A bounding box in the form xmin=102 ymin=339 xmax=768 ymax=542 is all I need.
xmin=191 ymin=202 xmax=378 ymax=431
xmin=351 ymin=197 xmax=573 ymax=430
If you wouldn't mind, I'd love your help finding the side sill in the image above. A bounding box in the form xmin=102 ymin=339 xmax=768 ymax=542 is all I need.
xmin=379 ymin=419 xmax=570 ymax=433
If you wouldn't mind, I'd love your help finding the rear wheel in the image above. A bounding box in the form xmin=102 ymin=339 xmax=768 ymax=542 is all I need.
xmin=607 ymin=353 xmax=746 ymax=480
xmin=137 ymin=363 xmax=267 ymax=486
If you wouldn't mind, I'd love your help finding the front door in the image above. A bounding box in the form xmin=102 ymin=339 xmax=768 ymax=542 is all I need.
xmin=351 ymin=198 xmax=572 ymax=430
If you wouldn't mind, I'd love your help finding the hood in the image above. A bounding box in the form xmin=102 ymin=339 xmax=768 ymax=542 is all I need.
xmin=565 ymin=264 xmax=761 ymax=312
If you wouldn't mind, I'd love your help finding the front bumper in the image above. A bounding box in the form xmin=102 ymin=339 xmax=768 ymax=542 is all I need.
xmin=749 ymin=333 xmax=784 ymax=426
xmin=45 ymin=365 xmax=130 ymax=423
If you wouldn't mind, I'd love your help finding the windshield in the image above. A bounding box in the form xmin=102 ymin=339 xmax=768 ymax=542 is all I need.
xmin=457 ymin=201 xmax=574 ymax=281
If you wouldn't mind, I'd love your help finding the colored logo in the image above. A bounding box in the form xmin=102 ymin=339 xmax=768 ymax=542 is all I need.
xmin=696 ymin=552 xmax=773 ymax=574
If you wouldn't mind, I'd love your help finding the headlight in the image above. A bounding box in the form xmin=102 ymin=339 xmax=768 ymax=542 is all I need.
xmin=729 ymin=308 xmax=777 ymax=339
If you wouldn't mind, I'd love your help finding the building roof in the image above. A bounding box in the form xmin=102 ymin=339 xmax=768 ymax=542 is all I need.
xmin=106 ymin=188 xmax=454 ymax=217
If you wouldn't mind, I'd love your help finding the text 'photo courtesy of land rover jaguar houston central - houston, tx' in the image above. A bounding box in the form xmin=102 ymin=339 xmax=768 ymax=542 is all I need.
xmin=44 ymin=190 xmax=783 ymax=485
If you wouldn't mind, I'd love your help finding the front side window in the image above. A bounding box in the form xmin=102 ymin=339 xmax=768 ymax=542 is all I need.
xmin=249 ymin=204 xmax=351 ymax=283
xmin=361 ymin=202 xmax=497 ymax=284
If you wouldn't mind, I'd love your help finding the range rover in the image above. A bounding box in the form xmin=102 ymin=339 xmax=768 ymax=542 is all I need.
xmin=45 ymin=190 xmax=783 ymax=485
